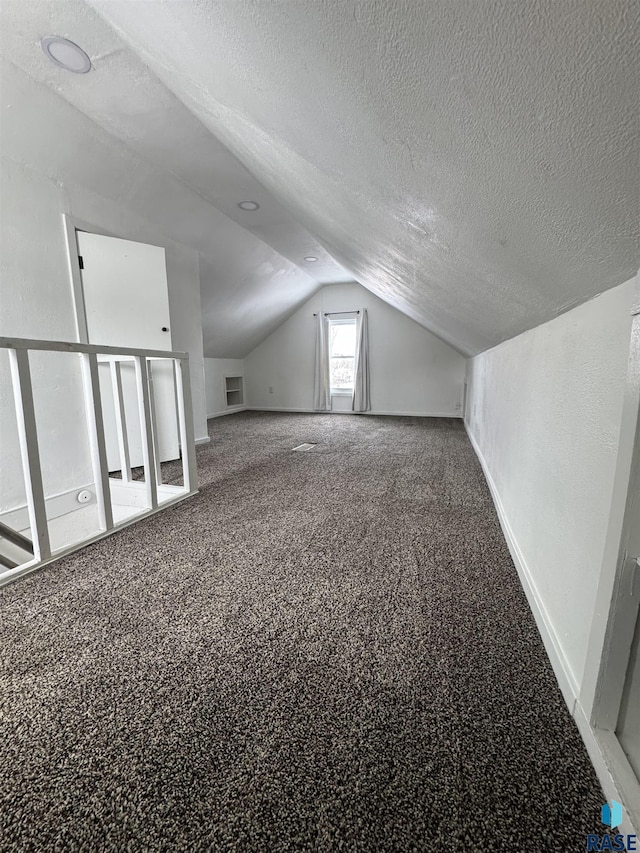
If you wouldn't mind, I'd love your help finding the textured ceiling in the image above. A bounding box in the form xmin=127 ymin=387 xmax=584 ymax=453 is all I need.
xmin=87 ymin=0 xmax=640 ymax=355
xmin=2 ymin=1 xmax=639 ymax=357
xmin=0 ymin=0 xmax=350 ymax=358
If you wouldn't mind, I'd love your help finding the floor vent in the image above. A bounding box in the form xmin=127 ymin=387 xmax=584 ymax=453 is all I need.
xmin=292 ymin=443 xmax=316 ymax=452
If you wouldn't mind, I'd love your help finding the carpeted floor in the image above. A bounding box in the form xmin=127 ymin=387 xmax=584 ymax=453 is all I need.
xmin=1 ymin=412 xmax=605 ymax=852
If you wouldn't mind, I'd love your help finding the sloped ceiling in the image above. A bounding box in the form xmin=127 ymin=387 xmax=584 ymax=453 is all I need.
xmin=87 ymin=0 xmax=640 ymax=355
xmin=2 ymin=1 xmax=639 ymax=357
xmin=0 ymin=0 xmax=350 ymax=358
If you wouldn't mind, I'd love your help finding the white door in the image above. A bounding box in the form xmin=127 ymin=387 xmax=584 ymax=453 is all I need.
xmin=76 ymin=231 xmax=179 ymax=470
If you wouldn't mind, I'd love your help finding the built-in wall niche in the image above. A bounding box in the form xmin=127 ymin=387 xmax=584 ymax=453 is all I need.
xmin=225 ymin=376 xmax=244 ymax=407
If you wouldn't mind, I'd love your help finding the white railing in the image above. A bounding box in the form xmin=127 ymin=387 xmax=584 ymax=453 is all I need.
xmin=0 ymin=337 xmax=198 ymax=584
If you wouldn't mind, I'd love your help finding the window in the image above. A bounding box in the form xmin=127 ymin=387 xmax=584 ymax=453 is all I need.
xmin=329 ymin=317 xmax=357 ymax=393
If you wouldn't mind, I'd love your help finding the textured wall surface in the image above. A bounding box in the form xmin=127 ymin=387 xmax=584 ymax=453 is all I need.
xmin=245 ymin=283 xmax=466 ymax=416
xmin=465 ymin=278 xmax=636 ymax=691
xmin=91 ymin=0 xmax=640 ymax=354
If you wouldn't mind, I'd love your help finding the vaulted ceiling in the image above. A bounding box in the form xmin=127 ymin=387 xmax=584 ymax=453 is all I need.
xmin=3 ymin=0 xmax=639 ymax=356
xmin=0 ymin=0 xmax=349 ymax=357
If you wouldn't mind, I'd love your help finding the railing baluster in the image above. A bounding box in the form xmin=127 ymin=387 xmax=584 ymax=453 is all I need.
xmin=146 ymin=361 xmax=164 ymax=487
xmin=174 ymin=357 xmax=198 ymax=493
xmin=8 ymin=348 xmax=51 ymax=561
xmin=1 ymin=339 xmax=196 ymax=583
xmin=109 ymin=360 xmax=131 ymax=482
xmin=134 ymin=356 xmax=158 ymax=510
xmin=81 ymin=353 xmax=114 ymax=532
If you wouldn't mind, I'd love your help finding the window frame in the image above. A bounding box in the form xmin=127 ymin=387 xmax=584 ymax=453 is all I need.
xmin=327 ymin=314 xmax=358 ymax=396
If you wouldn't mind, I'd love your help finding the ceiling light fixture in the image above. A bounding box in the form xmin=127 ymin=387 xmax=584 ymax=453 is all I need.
xmin=238 ymin=201 xmax=260 ymax=211
xmin=41 ymin=36 xmax=92 ymax=74
xmin=304 ymin=256 xmax=319 ymax=262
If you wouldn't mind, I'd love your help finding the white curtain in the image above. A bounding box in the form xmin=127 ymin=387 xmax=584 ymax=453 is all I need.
xmin=313 ymin=312 xmax=331 ymax=411
xmin=352 ymin=308 xmax=371 ymax=412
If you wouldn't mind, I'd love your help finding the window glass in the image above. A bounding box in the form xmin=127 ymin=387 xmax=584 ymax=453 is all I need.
xmin=329 ymin=320 xmax=356 ymax=391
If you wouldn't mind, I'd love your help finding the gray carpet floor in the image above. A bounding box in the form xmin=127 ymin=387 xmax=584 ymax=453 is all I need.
xmin=1 ymin=412 xmax=605 ymax=852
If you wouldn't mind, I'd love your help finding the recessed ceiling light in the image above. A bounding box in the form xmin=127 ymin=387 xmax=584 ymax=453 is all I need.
xmin=304 ymin=256 xmax=319 ymax=262
xmin=41 ymin=36 xmax=92 ymax=74
xmin=238 ymin=201 xmax=260 ymax=211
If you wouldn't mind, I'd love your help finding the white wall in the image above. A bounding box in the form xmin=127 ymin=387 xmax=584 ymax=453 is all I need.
xmin=465 ymin=278 xmax=636 ymax=699
xmin=245 ymin=282 xmax=466 ymax=416
xmin=204 ymin=358 xmax=245 ymax=418
xmin=0 ymin=61 xmax=208 ymax=512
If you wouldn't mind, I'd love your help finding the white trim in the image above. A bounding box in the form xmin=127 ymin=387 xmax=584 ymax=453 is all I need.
xmin=0 ymin=487 xmax=197 ymax=589
xmin=1 ymin=337 xmax=198 ymax=584
xmin=0 ymin=336 xmax=187 ymax=361
xmin=195 ymin=435 xmax=212 ymax=444
xmin=80 ymin=352 xmax=114 ymax=531
xmin=108 ymin=479 xmax=185 ymax=509
xmin=134 ymin=356 xmax=158 ymax=509
xmin=582 ymin=270 xmax=640 ymax=726
xmin=146 ymin=366 xmax=164 ymax=487
xmin=1 ymin=479 xmax=192 ymax=545
xmin=247 ymin=406 xmax=462 ymax=418
xmin=207 ymin=406 xmax=247 ymax=419
xmin=8 ymin=348 xmax=51 ymax=562
xmin=465 ymin=423 xmax=579 ymax=708
xmin=466 ymin=420 xmax=640 ymax=837
xmin=110 ymin=361 xmax=132 ymax=482
xmin=62 ymin=213 xmax=88 ymax=343
xmin=573 ymin=702 xmax=640 ymax=836
xmin=0 ymin=483 xmax=97 ymax=531
xmin=174 ymin=358 xmax=198 ymax=493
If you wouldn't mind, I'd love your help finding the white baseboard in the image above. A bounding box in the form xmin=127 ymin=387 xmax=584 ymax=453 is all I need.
xmin=246 ymin=406 xmax=462 ymax=418
xmin=465 ymin=422 xmax=639 ymax=833
xmin=206 ymin=406 xmax=247 ymax=420
xmin=1 ymin=483 xmax=96 ymax=531
xmin=195 ymin=435 xmax=211 ymax=445
xmin=464 ymin=424 xmax=579 ymax=708
xmin=109 ymin=479 xmax=184 ymax=509
xmin=0 ymin=484 xmax=198 ymax=589
xmin=0 ymin=477 xmax=189 ymax=528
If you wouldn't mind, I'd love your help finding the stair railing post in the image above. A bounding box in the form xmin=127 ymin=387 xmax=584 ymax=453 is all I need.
xmin=81 ymin=352 xmax=114 ymax=532
xmin=109 ymin=359 xmax=132 ymax=483
xmin=7 ymin=347 xmax=51 ymax=561
xmin=174 ymin=356 xmax=197 ymax=493
xmin=134 ymin=356 xmax=158 ymax=510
